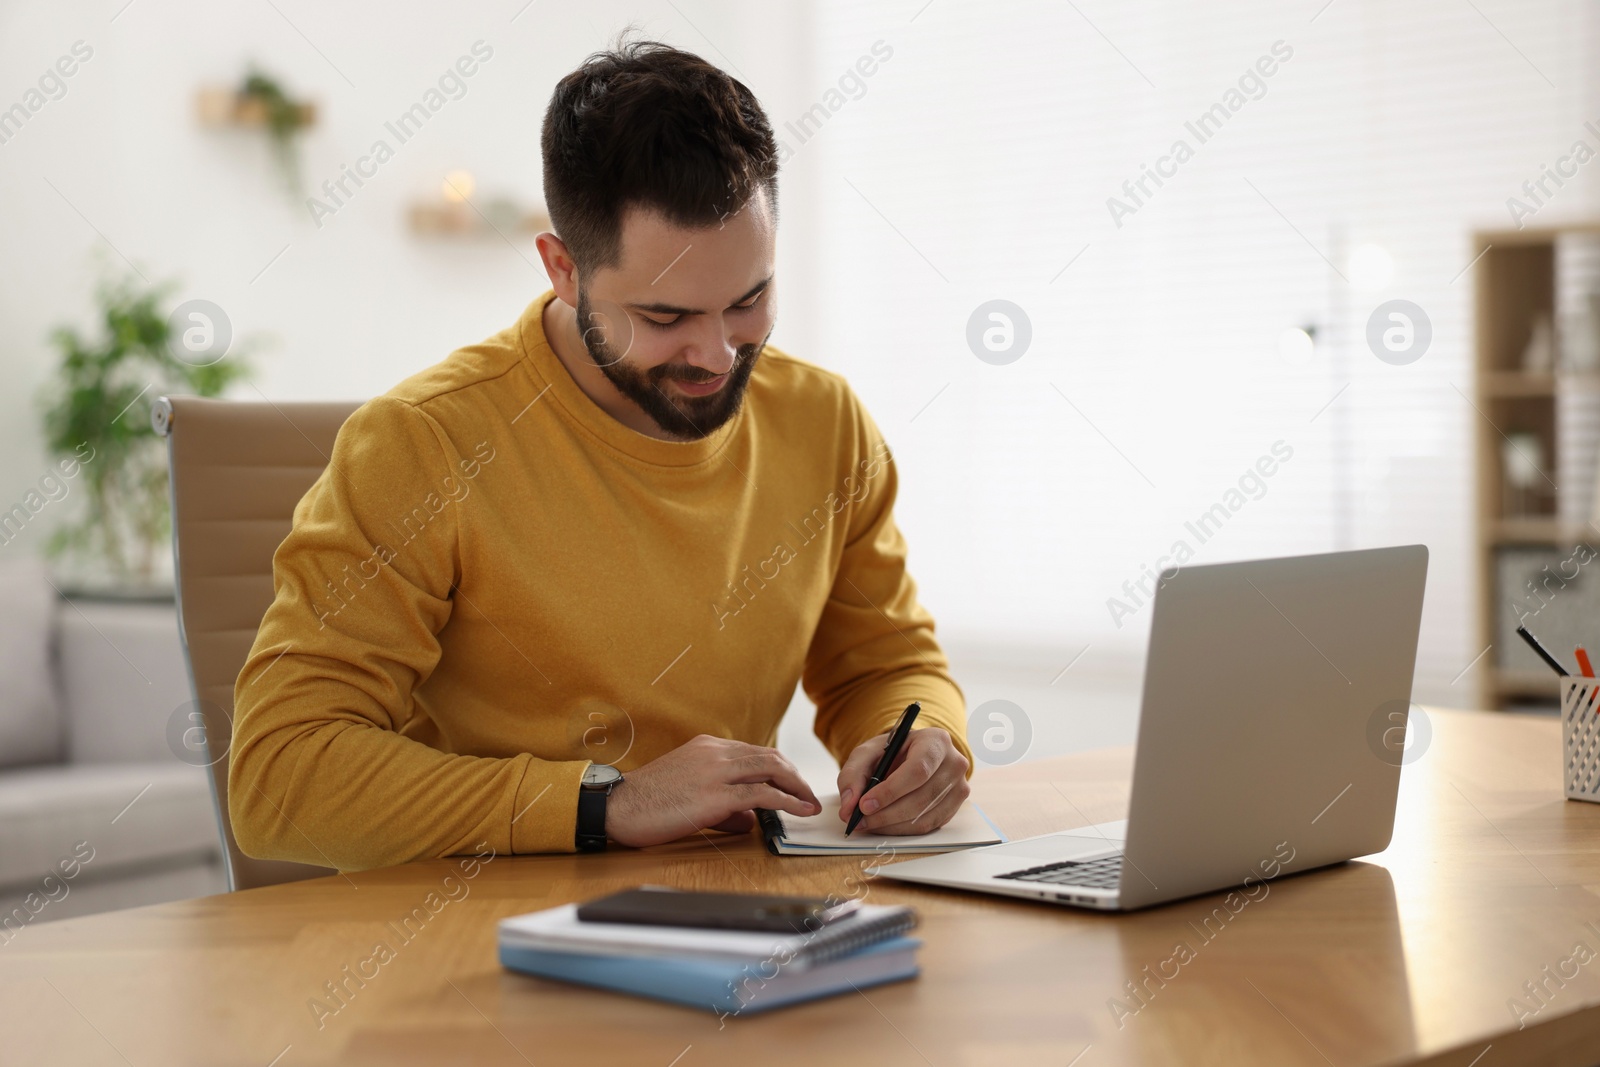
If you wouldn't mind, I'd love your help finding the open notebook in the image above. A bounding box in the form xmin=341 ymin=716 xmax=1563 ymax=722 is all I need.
xmin=756 ymin=794 xmax=1004 ymax=856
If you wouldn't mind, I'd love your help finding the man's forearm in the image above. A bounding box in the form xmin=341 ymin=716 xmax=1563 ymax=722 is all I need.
xmin=813 ymin=665 xmax=971 ymax=771
xmin=228 ymin=713 xmax=591 ymax=871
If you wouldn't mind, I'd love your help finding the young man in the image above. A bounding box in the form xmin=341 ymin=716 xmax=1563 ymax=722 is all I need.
xmin=230 ymin=40 xmax=972 ymax=871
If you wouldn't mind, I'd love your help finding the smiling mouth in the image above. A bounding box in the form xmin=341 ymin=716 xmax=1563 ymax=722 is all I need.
xmin=669 ymin=374 xmax=728 ymax=397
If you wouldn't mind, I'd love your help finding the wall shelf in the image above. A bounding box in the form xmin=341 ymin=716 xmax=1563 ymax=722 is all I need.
xmin=194 ymin=86 xmax=316 ymax=129
xmin=407 ymin=201 xmax=550 ymax=238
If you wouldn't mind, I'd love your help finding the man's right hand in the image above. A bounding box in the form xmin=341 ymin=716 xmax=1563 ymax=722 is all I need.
xmin=604 ymin=734 xmax=821 ymax=848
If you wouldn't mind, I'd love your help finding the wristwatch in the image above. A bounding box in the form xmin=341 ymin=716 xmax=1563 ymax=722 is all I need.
xmin=576 ymin=763 xmax=623 ymax=852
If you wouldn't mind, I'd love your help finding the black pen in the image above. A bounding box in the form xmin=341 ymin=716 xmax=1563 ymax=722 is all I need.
xmin=844 ymin=701 xmax=921 ymax=837
xmin=1517 ymin=624 xmax=1570 ymax=677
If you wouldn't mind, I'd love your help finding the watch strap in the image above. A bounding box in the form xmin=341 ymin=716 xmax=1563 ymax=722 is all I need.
xmin=576 ymin=781 xmax=609 ymax=852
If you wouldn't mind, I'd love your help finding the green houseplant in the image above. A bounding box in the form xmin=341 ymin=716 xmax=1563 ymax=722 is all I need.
xmin=239 ymin=68 xmax=312 ymax=196
xmin=38 ymin=271 xmax=252 ymax=596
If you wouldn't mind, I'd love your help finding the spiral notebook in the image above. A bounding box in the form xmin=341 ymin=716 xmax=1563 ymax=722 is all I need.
xmin=756 ymin=794 xmax=1005 ymax=856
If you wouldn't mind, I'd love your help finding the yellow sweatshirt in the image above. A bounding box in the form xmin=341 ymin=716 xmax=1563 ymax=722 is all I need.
xmin=230 ymin=290 xmax=969 ymax=871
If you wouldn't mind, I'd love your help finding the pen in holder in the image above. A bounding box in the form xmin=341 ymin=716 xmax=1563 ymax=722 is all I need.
xmin=1562 ymin=677 xmax=1600 ymax=802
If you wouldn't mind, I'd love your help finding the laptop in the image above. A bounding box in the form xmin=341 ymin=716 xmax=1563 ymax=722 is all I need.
xmin=870 ymin=545 xmax=1429 ymax=910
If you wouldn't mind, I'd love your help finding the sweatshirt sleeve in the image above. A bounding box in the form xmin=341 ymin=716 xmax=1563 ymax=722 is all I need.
xmin=802 ymin=395 xmax=973 ymax=771
xmin=229 ymin=395 xmax=589 ymax=872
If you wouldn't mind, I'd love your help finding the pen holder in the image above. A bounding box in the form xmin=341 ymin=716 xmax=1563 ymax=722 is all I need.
xmin=1563 ymin=678 xmax=1600 ymax=802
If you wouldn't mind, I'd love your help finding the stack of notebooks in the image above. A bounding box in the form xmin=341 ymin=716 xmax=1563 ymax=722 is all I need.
xmin=498 ymin=895 xmax=921 ymax=1015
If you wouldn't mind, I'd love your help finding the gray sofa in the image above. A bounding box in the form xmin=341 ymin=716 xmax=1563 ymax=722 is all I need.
xmin=0 ymin=556 xmax=225 ymax=938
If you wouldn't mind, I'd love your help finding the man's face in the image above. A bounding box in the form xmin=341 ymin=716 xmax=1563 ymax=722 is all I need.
xmin=575 ymin=189 xmax=777 ymax=440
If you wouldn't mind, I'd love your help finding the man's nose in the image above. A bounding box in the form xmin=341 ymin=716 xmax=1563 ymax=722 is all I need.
xmin=685 ymin=317 xmax=739 ymax=375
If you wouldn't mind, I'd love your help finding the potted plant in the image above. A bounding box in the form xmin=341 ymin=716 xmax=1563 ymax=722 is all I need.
xmin=37 ymin=270 xmax=253 ymax=597
xmin=195 ymin=67 xmax=315 ymax=197
xmin=238 ymin=68 xmax=313 ymax=196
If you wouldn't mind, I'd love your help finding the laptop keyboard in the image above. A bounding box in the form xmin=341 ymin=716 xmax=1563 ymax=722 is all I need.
xmin=995 ymin=853 xmax=1123 ymax=889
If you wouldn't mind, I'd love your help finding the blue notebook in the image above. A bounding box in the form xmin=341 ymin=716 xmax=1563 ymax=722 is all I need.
xmin=499 ymin=935 xmax=921 ymax=1015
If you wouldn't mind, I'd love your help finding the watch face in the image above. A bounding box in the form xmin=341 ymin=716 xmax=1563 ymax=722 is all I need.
xmin=582 ymin=763 xmax=622 ymax=788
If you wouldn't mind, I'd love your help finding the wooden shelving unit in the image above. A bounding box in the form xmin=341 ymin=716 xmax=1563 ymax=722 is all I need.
xmin=1473 ymin=223 xmax=1600 ymax=709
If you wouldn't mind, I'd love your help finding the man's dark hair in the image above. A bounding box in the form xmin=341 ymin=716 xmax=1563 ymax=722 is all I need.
xmin=541 ymin=38 xmax=779 ymax=273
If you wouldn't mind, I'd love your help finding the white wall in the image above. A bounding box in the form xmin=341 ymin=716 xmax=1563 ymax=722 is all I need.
xmin=806 ymin=0 xmax=1600 ymax=712
xmin=0 ymin=0 xmax=813 ymax=486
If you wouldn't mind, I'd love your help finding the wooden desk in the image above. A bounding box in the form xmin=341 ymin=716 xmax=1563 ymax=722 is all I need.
xmin=5 ymin=707 xmax=1600 ymax=1066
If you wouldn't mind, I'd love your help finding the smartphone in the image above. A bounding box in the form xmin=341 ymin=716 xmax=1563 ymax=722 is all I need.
xmin=575 ymin=886 xmax=862 ymax=933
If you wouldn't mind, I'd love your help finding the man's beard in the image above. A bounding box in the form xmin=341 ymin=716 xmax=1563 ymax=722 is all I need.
xmin=576 ymin=288 xmax=765 ymax=441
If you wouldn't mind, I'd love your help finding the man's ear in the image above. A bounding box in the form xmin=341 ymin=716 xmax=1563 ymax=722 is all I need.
xmin=535 ymin=231 xmax=580 ymax=306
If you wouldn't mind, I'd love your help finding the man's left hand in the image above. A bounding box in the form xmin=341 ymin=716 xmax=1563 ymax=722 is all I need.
xmin=837 ymin=726 xmax=971 ymax=835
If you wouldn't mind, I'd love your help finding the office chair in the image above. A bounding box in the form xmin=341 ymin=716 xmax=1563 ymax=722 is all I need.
xmin=154 ymin=395 xmax=362 ymax=891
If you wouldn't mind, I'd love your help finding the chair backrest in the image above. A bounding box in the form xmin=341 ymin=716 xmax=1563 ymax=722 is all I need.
xmin=154 ymin=395 xmax=363 ymax=891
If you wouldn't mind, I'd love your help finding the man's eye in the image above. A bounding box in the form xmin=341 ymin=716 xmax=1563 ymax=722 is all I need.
xmin=734 ymin=294 xmax=764 ymax=311
xmin=642 ymin=315 xmax=680 ymax=329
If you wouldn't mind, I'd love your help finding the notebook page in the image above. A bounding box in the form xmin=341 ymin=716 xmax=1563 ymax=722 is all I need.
xmin=774 ymin=794 xmax=1003 ymax=850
